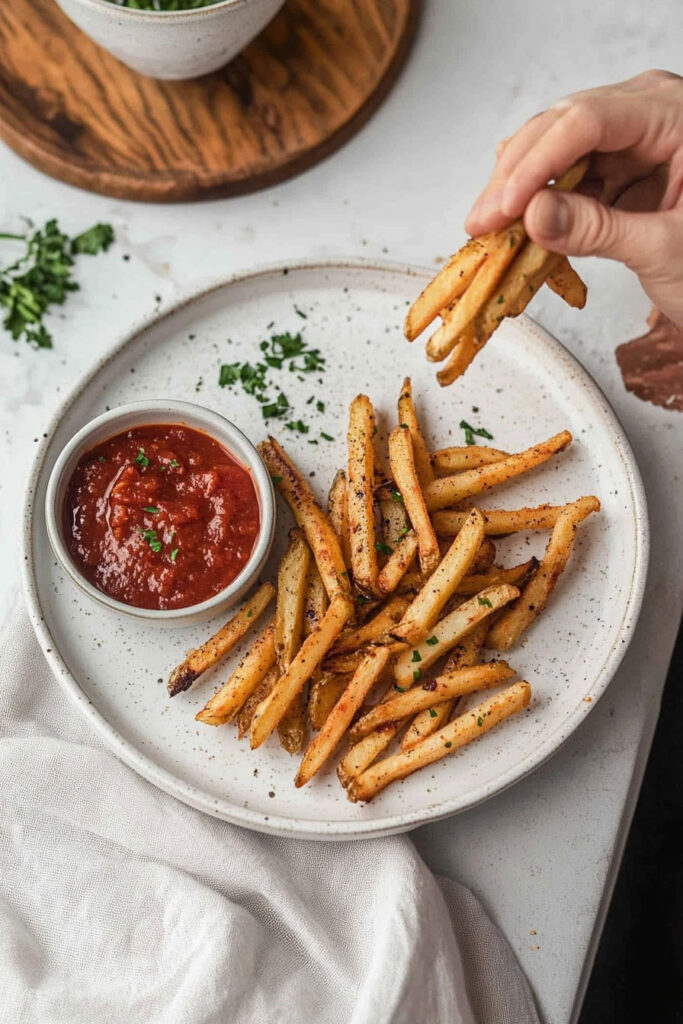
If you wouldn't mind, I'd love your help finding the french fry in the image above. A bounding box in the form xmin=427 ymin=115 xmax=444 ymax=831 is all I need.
xmin=433 ymin=497 xmax=600 ymax=536
xmin=398 ymin=378 xmax=435 ymax=487
xmin=430 ymin=445 xmax=510 ymax=475
xmin=377 ymin=530 xmax=419 ymax=595
xmin=275 ymin=530 xmax=312 ymax=754
xmin=259 ymin=438 xmax=351 ymax=602
xmin=470 ymin=536 xmax=496 ymax=573
xmin=295 ymin=646 xmax=391 ymax=786
xmin=547 ymin=257 xmax=587 ymax=309
xmin=167 ymin=581 xmax=275 ymax=696
xmin=405 ymin=238 xmax=488 ymax=341
xmin=332 ymin=595 xmax=409 ymax=654
xmin=487 ymin=500 xmax=597 ymax=650
xmin=379 ymin=495 xmax=411 ymax=548
xmin=394 ymin=583 xmax=519 ymax=688
xmin=195 ymin=620 xmax=276 ymax=726
xmin=349 ymin=660 xmax=515 ymax=743
xmin=454 ymin=558 xmax=539 ymax=595
xmin=347 ymin=682 xmax=531 ymax=802
xmin=328 ymin=470 xmax=352 ymax=570
xmin=250 ymin=594 xmax=353 ymax=748
xmin=425 ymin=222 xmax=526 ymax=362
xmin=390 ymin=508 xmax=485 ymax=643
xmin=323 ymin=650 xmax=366 ymax=675
xmin=402 ymin=622 xmax=487 ymax=751
xmin=423 ymin=430 xmax=573 ymax=511
xmin=237 ymin=666 xmax=277 ymax=739
xmin=388 ymin=425 xmax=441 ymax=576
xmin=308 ymin=672 xmax=352 ymax=731
xmin=302 ymin=563 xmax=329 ymax=637
xmin=337 ymin=723 xmax=400 ymax=788
xmin=347 ymin=395 xmax=380 ymax=594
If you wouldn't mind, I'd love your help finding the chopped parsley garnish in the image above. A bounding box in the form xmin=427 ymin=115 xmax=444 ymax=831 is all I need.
xmin=398 ymin=526 xmax=410 ymax=538
xmin=399 ymin=422 xmax=409 ymax=429
xmin=477 ymin=716 xmax=484 ymax=727
xmin=135 ymin=449 xmax=149 ymax=467
xmin=294 ymin=307 xmax=307 ymax=319
xmin=425 ymin=636 xmax=439 ymax=646
xmin=270 ymin=474 xmax=283 ymax=485
xmin=316 ymin=400 xmax=325 ymax=413
xmin=97 ymin=455 xmax=106 ymax=463
xmin=459 ymin=419 xmax=494 ymax=446
xmin=390 ymin=489 xmax=403 ymax=503
xmin=413 ymin=668 xmax=422 ymax=682
xmin=140 ymin=528 xmax=162 ymax=553
xmin=1 ymin=218 xmax=114 ymax=348
xmin=477 ymin=596 xmax=493 ymax=607
xmin=169 ymin=459 xmax=179 ymax=468
xmin=285 ymin=419 xmax=309 ymax=434
xmin=320 ymin=432 xmax=334 ymax=442
xmin=142 ymin=506 xmax=159 ymax=514
xmin=411 ymin=650 xmax=422 ymax=663
xmin=374 ymin=541 xmax=393 ymax=556
xmin=429 ymin=708 xmax=438 ymax=718
xmin=395 ymin=684 xmax=407 ymax=693
xmin=356 ymin=594 xmax=373 ymax=605
xmin=170 ymin=548 xmax=179 ymax=562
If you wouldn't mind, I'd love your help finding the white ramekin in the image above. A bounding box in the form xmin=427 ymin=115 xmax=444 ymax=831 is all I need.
xmin=45 ymin=400 xmax=275 ymax=627
xmin=55 ymin=0 xmax=286 ymax=80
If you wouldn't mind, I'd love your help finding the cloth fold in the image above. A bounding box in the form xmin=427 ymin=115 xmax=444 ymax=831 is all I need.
xmin=0 ymin=607 xmax=539 ymax=1024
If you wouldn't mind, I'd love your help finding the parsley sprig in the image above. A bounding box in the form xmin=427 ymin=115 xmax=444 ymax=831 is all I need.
xmin=0 ymin=219 xmax=114 ymax=348
xmin=218 ymin=331 xmax=329 ymax=434
xmin=459 ymin=419 xmax=494 ymax=446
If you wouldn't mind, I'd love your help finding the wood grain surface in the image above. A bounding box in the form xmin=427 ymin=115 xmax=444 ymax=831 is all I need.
xmin=0 ymin=0 xmax=418 ymax=202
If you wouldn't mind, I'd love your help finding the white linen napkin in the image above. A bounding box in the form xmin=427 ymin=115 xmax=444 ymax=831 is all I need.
xmin=0 ymin=607 xmax=539 ymax=1024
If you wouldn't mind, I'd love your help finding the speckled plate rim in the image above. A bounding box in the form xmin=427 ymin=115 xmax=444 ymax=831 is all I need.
xmin=21 ymin=259 xmax=650 ymax=841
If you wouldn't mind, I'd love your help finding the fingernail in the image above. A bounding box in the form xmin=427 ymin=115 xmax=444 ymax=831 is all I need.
xmin=476 ymin=187 xmax=503 ymax=223
xmin=532 ymin=191 xmax=570 ymax=239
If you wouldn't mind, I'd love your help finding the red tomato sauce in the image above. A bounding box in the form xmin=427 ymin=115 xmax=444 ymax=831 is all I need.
xmin=64 ymin=424 xmax=261 ymax=610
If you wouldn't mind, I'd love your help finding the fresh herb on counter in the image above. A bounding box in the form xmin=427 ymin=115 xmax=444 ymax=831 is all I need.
xmin=0 ymin=219 xmax=114 ymax=348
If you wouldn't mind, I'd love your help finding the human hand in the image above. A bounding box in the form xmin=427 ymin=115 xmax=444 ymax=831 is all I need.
xmin=466 ymin=70 xmax=683 ymax=328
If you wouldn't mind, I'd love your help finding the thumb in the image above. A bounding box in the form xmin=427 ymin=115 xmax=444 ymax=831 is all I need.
xmin=524 ymin=189 xmax=673 ymax=272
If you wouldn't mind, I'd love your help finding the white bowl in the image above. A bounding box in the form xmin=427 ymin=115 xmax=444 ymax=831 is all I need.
xmin=55 ymin=0 xmax=286 ymax=80
xmin=45 ymin=400 xmax=275 ymax=626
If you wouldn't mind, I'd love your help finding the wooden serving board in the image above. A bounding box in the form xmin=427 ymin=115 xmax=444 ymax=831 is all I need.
xmin=0 ymin=0 xmax=417 ymax=202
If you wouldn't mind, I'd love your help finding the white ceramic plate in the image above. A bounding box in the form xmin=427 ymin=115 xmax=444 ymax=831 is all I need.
xmin=22 ymin=261 xmax=648 ymax=840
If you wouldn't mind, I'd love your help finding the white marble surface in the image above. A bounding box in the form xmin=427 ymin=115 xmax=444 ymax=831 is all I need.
xmin=1 ymin=1 xmax=681 ymax=1021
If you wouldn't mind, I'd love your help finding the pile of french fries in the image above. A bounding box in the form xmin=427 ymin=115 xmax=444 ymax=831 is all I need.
xmin=405 ymin=159 xmax=589 ymax=386
xmin=168 ymin=379 xmax=600 ymax=803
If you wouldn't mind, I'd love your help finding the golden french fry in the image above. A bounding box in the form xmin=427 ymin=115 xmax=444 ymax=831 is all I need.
xmin=405 ymin=238 xmax=488 ymax=341
xmin=487 ymin=499 xmax=598 ymax=650
xmin=302 ymin=563 xmax=329 ymax=637
xmin=377 ymin=530 xmax=419 ymax=595
xmin=426 ymin=222 xmax=526 ymax=362
xmin=323 ymin=650 xmax=365 ymax=675
xmin=430 ymin=445 xmax=510 ymax=475
xmin=274 ymin=530 xmax=312 ymax=754
xmin=328 ymin=470 xmax=352 ymax=570
xmin=547 ymin=257 xmax=587 ymax=309
xmin=453 ymin=558 xmax=539 ymax=595
xmin=390 ymin=508 xmax=485 ymax=643
xmin=424 ymin=430 xmax=573 ymax=511
xmin=388 ymin=425 xmax=441 ymax=576
xmin=308 ymin=672 xmax=352 ymax=731
xmin=237 ymin=667 xmax=277 ymax=739
xmin=196 ymin=620 xmax=276 ymax=726
xmin=347 ymin=682 xmax=531 ymax=802
xmin=337 ymin=723 xmax=400 ymax=788
xmin=259 ymin=438 xmax=351 ymax=602
xmin=250 ymin=594 xmax=353 ymax=748
xmin=435 ymin=323 xmax=480 ymax=386
xmin=167 ymin=582 xmax=275 ymax=696
xmin=347 ymin=395 xmax=380 ymax=595
xmin=402 ymin=622 xmax=487 ymax=751
xmin=379 ymin=494 xmax=410 ymax=548
xmin=433 ymin=497 xmax=600 ymax=536
xmin=398 ymin=378 xmax=434 ymax=487
xmin=295 ymin=646 xmax=391 ymax=786
xmin=332 ymin=595 xmax=409 ymax=654
xmin=394 ymin=583 xmax=519 ymax=688
xmin=349 ymin=660 xmax=515 ymax=743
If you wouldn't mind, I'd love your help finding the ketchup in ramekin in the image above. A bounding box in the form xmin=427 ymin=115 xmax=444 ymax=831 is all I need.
xmin=63 ymin=424 xmax=261 ymax=610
